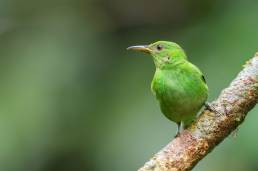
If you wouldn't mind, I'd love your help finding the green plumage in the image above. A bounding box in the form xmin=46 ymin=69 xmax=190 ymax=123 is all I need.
xmin=127 ymin=41 xmax=208 ymax=134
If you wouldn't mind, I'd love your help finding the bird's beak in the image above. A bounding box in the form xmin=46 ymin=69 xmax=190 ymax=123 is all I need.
xmin=126 ymin=45 xmax=151 ymax=54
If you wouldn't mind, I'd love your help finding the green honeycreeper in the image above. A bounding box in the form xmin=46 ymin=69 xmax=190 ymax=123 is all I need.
xmin=127 ymin=41 xmax=208 ymax=135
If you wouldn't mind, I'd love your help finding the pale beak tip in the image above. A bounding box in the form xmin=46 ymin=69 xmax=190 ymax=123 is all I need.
xmin=126 ymin=45 xmax=151 ymax=53
xmin=126 ymin=46 xmax=139 ymax=50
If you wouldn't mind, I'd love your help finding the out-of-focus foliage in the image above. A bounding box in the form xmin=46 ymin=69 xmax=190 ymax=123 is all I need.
xmin=0 ymin=0 xmax=258 ymax=170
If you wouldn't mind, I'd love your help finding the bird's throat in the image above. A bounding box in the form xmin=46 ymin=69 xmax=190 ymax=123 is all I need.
xmin=153 ymin=57 xmax=186 ymax=70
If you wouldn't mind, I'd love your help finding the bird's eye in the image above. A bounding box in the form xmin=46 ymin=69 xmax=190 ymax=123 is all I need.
xmin=157 ymin=45 xmax=163 ymax=51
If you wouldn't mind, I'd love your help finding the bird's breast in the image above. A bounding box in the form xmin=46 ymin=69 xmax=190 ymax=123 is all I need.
xmin=151 ymin=68 xmax=208 ymax=105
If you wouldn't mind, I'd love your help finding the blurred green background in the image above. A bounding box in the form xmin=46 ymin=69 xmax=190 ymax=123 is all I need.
xmin=0 ymin=0 xmax=258 ymax=170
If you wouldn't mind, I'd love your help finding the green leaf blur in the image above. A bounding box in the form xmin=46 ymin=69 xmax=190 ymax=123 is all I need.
xmin=0 ymin=0 xmax=257 ymax=170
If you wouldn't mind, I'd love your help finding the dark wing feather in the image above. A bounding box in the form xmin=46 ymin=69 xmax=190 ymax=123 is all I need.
xmin=201 ymin=75 xmax=206 ymax=84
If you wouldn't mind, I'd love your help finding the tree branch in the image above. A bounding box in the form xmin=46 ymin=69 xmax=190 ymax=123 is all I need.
xmin=139 ymin=53 xmax=258 ymax=171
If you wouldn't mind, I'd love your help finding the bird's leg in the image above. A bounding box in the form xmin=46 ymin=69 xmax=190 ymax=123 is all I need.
xmin=175 ymin=122 xmax=181 ymax=138
xmin=175 ymin=122 xmax=185 ymax=137
xmin=204 ymin=102 xmax=224 ymax=116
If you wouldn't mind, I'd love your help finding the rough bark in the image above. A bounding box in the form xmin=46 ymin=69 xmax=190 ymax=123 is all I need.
xmin=139 ymin=53 xmax=258 ymax=171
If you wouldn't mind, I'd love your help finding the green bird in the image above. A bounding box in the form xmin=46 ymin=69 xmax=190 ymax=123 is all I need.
xmin=127 ymin=41 xmax=208 ymax=135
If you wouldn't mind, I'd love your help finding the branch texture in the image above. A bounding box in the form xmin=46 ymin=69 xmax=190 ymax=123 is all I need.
xmin=139 ymin=53 xmax=258 ymax=171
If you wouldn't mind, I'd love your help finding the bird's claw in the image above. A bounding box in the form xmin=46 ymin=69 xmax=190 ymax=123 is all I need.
xmin=174 ymin=122 xmax=182 ymax=138
xmin=174 ymin=132 xmax=180 ymax=138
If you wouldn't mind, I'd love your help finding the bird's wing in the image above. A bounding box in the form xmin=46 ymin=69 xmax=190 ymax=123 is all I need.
xmin=183 ymin=61 xmax=207 ymax=85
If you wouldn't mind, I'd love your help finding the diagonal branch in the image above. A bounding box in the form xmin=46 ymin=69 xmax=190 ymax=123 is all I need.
xmin=139 ymin=53 xmax=258 ymax=171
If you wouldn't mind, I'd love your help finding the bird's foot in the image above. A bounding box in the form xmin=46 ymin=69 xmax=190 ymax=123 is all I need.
xmin=174 ymin=132 xmax=180 ymax=138
xmin=174 ymin=122 xmax=182 ymax=138
xmin=204 ymin=102 xmax=224 ymax=116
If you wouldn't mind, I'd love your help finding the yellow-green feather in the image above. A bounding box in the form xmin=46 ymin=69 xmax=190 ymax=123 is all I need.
xmin=152 ymin=61 xmax=208 ymax=127
xmin=149 ymin=41 xmax=208 ymax=128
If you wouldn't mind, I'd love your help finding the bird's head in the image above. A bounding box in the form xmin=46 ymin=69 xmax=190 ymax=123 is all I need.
xmin=127 ymin=41 xmax=187 ymax=68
